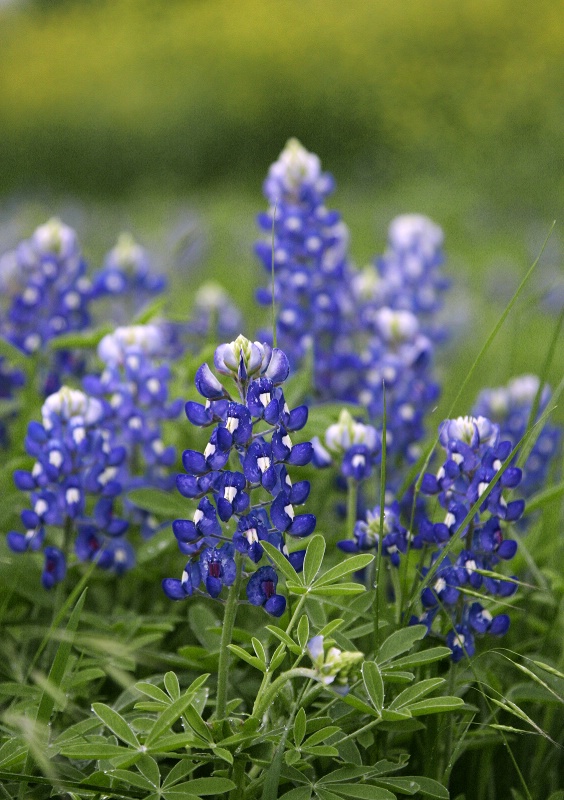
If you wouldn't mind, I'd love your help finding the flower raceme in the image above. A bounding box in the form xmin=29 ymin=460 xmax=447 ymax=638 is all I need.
xmin=163 ymin=335 xmax=316 ymax=616
xmin=83 ymin=323 xmax=183 ymax=539
xmin=412 ymin=414 xmax=522 ymax=661
xmin=8 ymin=386 xmax=130 ymax=587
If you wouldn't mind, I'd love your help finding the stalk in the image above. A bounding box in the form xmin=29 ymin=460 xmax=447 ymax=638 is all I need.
xmin=216 ymin=551 xmax=244 ymax=720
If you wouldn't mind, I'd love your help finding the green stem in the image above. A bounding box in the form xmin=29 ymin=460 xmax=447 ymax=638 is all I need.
xmin=216 ymin=552 xmax=244 ymax=720
xmin=252 ymin=592 xmax=308 ymax=709
xmin=252 ymin=668 xmax=317 ymax=722
xmin=229 ymin=756 xmax=248 ymax=800
xmin=346 ymin=478 xmax=358 ymax=541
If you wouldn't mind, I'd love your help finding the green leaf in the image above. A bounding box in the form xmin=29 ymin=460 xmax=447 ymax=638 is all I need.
xmin=127 ymin=487 xmax=188 ymax=519
xmin=183 ymin=705 xmax=213 ymax=742
xmin=148 ymin=733 xmax=200 ymax=752
xmin=294 ymin=707 xmax=306 ymax=746
xmin=60 ymin=743 xmax=128 ymax=759
xmin=252 ymin=637 xmax=267 ymax=663
xmin=385 ymin=647 xmax=451 ymax=670
xmin=137 ymin=754 xmax=161 ymax=789
xmin=325 ymin=785 xmax=395 ymax=799
xmin=303 ymin=726 xmax=341 ymax=746
xmin=266 ymin=625 xmax=301 ymax=654
xmin=314 ymin=555 xmax=375 ymax=587
xmin=270 ymin=642 xmax=288 ymax=671
xmin=109 ymin=769 xmax=155 ymax=791
xmin=228 ymin=644 xmax=266 ymax=672
xmin=302 ymin=745 xmax=340 ymax=757
xmin=318 ymin=767 xmax=378 ymax=784
xmin=135 ymin=682 xmax=171 ymax=704
xmin=389 ymin=678 xmax=445 ymax=710
xmin=339 ymin=692 xmax=379 ymax=717
xmin=407 ymin=696 xmax=464 ymax=716
xmin=262 ymin=540 xmax=302 ymax=584
xmin=145 ymin=691 xmax=201 ymax=747
xmin=162 ymin=760 xmax=197 ymax=789
xmin=381 ymin=708 xmax=412 ymax=721
xmin=376 ymin=625 xmax=427 ymax=665
xmin=303 ymin=534 xmax=326 ymax=585
xmin=372 ymin=778 xmax=419 ymax=796
xmin=297 ymin=614 xmax=310 ymax=650
xmin=134 ymin=296 xmax=167 ymax=324
xmin=310 ymin=583 xmax=367 ymax=597
xmin=317 ymin=619 xmax=345 ymax=638
xmin=375 ymin=777 xmax=449 ymax=799
xmin=316 ymin=790 xmax=347 ymax=800
xmin=164 ymin=672 xmax=181 ymax=701
xmin=278 ymin=788 xmax=312 ymax=800
xmin=362 ymin=661 xmax=384 ymax=715
xmin=47 ymin=324 xmax=113 ymax=350
xmin=169 ymin=777 xmax=236 ymax=795
xmin=92 ymin=703 xmax=140 ymax=748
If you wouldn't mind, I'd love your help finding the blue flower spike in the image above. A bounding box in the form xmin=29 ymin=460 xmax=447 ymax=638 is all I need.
xmin=163 ymin=334 xmax=316 ymax=615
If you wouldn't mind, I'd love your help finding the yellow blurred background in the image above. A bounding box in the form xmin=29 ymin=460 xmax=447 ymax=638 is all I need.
xmin=1 ymin=0 xmax=562 ymax=215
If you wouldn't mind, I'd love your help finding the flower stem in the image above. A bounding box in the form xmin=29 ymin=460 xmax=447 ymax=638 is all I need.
xmin=216 ymin=551 xmax=244 ymax=720
xmin=251 ymin=668 xmax=317 ymax=722
xmin=346 ymin=477 xmax=358 ymax=541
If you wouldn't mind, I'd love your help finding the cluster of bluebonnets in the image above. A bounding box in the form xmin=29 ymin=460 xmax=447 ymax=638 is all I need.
xmin=163 ymin=334 xmax=314 ymax=616
xmin=2 ymin=139 xmax=562 ymax=661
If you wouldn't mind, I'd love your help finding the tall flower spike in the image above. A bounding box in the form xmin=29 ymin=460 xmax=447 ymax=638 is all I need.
xmin=163 ymin=334 xmax=315 ymax=616
xmin=91 ymin=233 xmax=166 ymax=323
xmin=8 ymin=386 xmax=129 ymax=585
xmin=0 ymin=218 xmax=96 ymax=393
xmin=411 ymin=413 xmax=522 ymax=660
xmin=473 ymin=374 xmax=562 ymax=498
xmin=84 ymin=323 xmax=182 ymax=539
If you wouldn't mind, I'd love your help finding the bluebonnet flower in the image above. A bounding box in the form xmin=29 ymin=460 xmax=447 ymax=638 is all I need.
xmin=8 ymin=386 xmax=129 ymax=586
xmin=83 ymin=324 xmax=182 ymax=538
xmin=0 ymin=218 xmax=98 ymax=393
xmin=91 ymin=233 xmax=166 ymax=322
xmin=338 ymin=502 xmax=409 ymax=566
xmin=185 ymin=282 xmax=243 ymax=346
xmin=412 ymin=414 xmax=522 ymax=660
xmin=255 ymin=144 xmax=449 ymax=495
xmin=373 ymin=214 xmax=449 ymax=338
xmin=307 ymin=635 xmax=363 ymax=693
xmin=163 ymin=334 xmax=315 ymax=616
xmin=473 ymin=375 xmax=562 ymax=497
xmin=255 ymin=139 xmax=357 ymax=398
xmin=321 ymin=409 xmax=381 ymax=482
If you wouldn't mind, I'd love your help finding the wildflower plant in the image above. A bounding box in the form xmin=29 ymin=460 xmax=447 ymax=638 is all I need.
xmin=1 ymin=145 xmax=563 ymax=800
xmin=163 ymin=333 xmax=315 ymax=613
xmin=83 ymin=323 xmax=183 ymax=539
xmin=412 ymin=415 xmax=523 ymax=660
xmin=8 ymin=386 xmax=130 ymax=584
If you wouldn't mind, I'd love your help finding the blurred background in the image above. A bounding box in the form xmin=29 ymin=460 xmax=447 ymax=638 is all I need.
xmin=1 ymin=0 xmax=564 ymax=396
